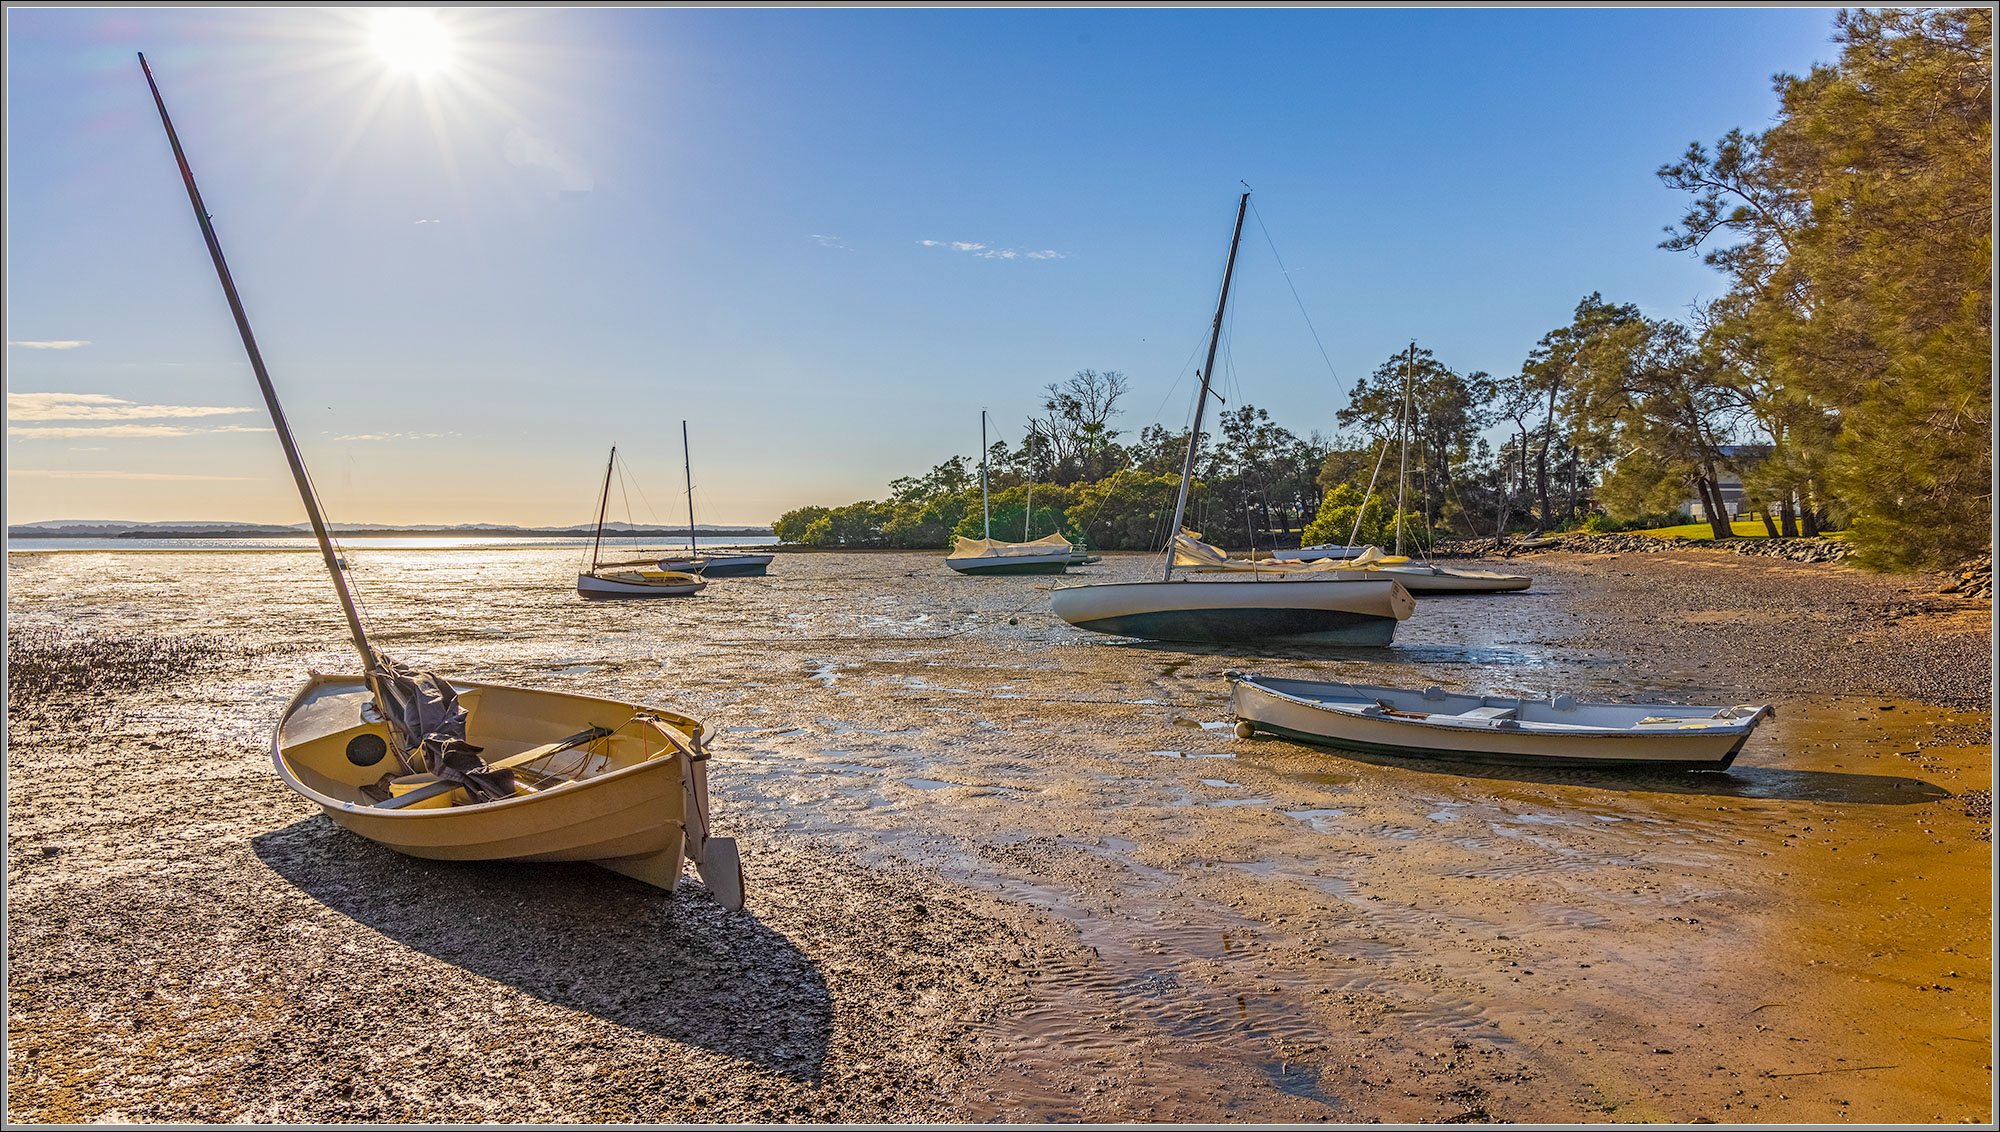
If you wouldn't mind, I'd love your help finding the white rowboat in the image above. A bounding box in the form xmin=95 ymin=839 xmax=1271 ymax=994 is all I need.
xmin=1227 ymin=672 xmax=1774 ymax=769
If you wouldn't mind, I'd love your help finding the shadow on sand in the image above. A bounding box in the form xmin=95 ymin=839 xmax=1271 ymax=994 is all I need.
xmin=1251 ymin=739 xmax=1952 ymax=806
xmin=252 ymin=817 xmax=830 ymax=1080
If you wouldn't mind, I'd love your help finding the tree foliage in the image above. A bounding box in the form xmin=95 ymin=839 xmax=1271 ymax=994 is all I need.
xmin=1658 ymin=7 xmax=1991 ymax=567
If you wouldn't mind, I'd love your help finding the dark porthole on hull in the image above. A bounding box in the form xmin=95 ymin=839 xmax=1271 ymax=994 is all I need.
xmin=345 ymin=733 xmax=389 ymax=766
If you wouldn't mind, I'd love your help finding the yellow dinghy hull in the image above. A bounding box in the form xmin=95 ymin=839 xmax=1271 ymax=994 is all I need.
xmin=272 ymin=673 xmax=741 ymax=907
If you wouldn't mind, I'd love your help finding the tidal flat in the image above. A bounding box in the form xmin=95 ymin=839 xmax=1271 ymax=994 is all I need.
xmin=5 ymin=545 xmax=1991 ymax=1124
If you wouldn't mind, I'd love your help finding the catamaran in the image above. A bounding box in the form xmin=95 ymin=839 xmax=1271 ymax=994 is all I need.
xmin=1048 ymin=192 xmax=1415 ymax=644
xmin=140 ymin=53 xmax=740 ymax=906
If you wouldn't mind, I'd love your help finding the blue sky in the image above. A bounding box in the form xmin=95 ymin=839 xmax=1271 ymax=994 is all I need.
xmin=6 ymin=6 xmax=1843 ymax=527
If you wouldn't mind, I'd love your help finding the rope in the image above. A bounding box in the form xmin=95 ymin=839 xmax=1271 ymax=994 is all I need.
xmin=1249 ymin=199 xmax=1346 ymax=398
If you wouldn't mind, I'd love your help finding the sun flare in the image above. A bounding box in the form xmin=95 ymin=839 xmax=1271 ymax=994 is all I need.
xmin=370 ymin=10 xmax=453 ymax=76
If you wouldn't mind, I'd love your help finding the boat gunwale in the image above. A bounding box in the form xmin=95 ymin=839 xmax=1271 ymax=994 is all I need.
xmin=270 ymin=672 xmax=698 ymax=819
xmin=1232 ymin=674 xmax=1772 ymax=740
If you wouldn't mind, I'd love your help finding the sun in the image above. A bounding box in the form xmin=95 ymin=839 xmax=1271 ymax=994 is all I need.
xmin=370 ymin=10 xmax=453 ymax=76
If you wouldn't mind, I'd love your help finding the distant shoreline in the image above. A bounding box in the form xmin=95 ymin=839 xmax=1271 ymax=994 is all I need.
xmin=8 ymin=527 xmax=775 ymax=540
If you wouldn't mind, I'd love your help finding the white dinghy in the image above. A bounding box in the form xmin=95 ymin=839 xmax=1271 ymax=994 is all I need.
xmin=1226 ymin=672 xmax=1774 ymax=770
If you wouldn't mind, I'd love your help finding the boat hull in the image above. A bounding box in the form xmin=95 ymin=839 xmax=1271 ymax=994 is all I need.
xmin=947 ymin=552 xmax=1071 ymax=575
xmin=1372 ymin=566 xmax=1531 ymax=594
xmin=272 ymin=675 xmax=715 ymax=890
xmin=576 ymin=570 xmax=706 ymax=598
xmin=1049 ymin=577 xmax=1414 ymax=644
xmin=1270 ymin=544 xmax=1371 ymax=562
xmin=1229 ymin=675 xmax=1769 ymax=769
xmin=655 ymin=554 xmax=774 ymax=577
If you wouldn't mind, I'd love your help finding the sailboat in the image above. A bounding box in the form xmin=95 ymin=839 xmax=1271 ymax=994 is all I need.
xmin=1048 ymin=192 xmax=1416 ymax=644
xmin=139 ymin=54 xmax=741 ymax=906
xmin=945 ymin=410 xmax=1073 ymax=575
xmin=654 ymin=421 xmax=775 ymax=577
xmin=1308 ymin=344 xmax=1530 ymax=595
xmin=575 ymin=446 xmax=709 ymax=599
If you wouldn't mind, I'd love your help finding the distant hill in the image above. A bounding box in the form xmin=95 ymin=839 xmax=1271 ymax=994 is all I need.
xmin=8 ymin=520 xmax=775 ymax=539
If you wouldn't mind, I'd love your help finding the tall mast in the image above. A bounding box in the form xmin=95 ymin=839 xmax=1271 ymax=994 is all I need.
xmin=138 ymin=53 xmax=374 ymax=666
xmin=1396 ymin=341 xmax=1414 ymax=556
xmin=682 ymin=420 xmax=697 ymax=554
xmin=1024 ymin=425 xmax=1034 ymax=540
xmin=591 ymin=446 xmax=615 ymax=572
xmin=1165 ymin=190 xmax=1250 ymax=582
xmin=981 ymin=409 xmax=990 ymax=540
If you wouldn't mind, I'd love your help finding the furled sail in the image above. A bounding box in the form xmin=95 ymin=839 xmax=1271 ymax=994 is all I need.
xmin=1170 ymin=531 xmax=1404 ymax=574
xmin=949 ymin=532 xmax=1074 ymax=559
xmin=366 ymin=654 xmax=515 ymax=803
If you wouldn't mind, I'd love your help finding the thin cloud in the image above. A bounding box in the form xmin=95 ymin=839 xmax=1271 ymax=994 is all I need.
xmin=8 ymin=340 xmax=90 ymax=350
xmin=329 ymin=431 xmax=456 ymax=441
xmin=8 ymin=423 xmax=272 ymax=439
xmin=504 ymin=128 xmax=593 ymax=193
xmin=809 ymin=233 xmax=850 ymax=250
xmin=919 ymin=239 xmax=1066 ymax=261
xmin=9 ymin=469 xmax=255 ymax=481
xmin=9 ymin=392 xmax=257 ymax=421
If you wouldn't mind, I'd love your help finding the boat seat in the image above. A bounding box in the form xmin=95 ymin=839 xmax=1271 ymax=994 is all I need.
xmin=1454 ymin=705 xmax=1518 ymax=721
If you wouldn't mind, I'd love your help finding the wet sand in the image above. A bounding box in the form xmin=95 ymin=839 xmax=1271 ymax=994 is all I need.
xmin=6 ymin=546 xmax=1991 ymax=1123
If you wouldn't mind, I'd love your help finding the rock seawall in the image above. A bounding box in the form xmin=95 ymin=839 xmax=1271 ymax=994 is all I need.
xmin=1430 ymin=532 xmax=1855 ymax=564
xmin=1941 ymin=552 xmax=1993 ymax=600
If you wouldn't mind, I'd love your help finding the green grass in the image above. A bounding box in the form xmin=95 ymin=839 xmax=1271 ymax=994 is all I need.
xmin=1626 ymin=520 xmax=1847 ymax=540
xmin=1631 ymin=520 xmax=1776 ymax=539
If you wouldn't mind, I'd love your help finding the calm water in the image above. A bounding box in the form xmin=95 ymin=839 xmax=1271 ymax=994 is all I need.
xmin=7 ymin=535 xmax=776 ymax=553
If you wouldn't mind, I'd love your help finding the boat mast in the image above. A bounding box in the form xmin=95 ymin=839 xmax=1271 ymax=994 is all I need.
xmin=591 ymin=446 xmax=615 ymax=572
xmin=981 ymin=409 xmax=991 ymax=540
xmin=138 ymin=53 xmax=374 ymax=666
xmin=1395 ymin=341 xmax=1414 ymax=556
xmin=682 ymin=420 xmax=697 ymax=554
xmin=1025 ymin=424 xmax=1034 ymax=540
xmin=1165 ymin=190 xmax=1250 ymax=582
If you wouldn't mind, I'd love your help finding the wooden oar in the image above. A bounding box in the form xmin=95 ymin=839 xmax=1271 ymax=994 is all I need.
xmin=373 ymin=726 xmax=613 ymax=810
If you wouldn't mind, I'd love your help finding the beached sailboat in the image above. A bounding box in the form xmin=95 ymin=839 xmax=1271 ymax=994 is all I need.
xmin=1226 ymin=672 xmax=1774 ymax=770
xmin=576 ymin=446 xmax=709 ymax=599
xmin=654 ymin=421 xmax=775 ymax=577
xmin=1311 ymin=344 xmax=1530 ymax=594
xmin=946 ymin=410 xmax=1073 ymax=575
xmin=1194 ymin=544 xmax=1531 ymax=594
xmin=1048 ymin=191 xmax=1416 ymax=644
xmin=140 ymin=53 xmax=741 ymax=905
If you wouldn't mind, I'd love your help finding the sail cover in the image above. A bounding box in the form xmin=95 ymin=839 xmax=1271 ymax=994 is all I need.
xmin=1171 ymin=531 xmax=1400 ymax=573
xmin=366 ymin=653 xmax=514 ymax=802
xmin=949 ymin=532 xmax=1073 ymax=559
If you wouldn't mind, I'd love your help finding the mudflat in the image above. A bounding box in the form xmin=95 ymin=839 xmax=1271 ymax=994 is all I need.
xmin=6 ymin=545 xmax=1990 ymax=1123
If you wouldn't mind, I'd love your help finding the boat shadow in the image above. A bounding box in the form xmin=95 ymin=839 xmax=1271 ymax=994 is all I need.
xmin=1262 ymin=744 xmax=1952 ymax=805
xmin=1104 ymin=639 xmax=1561 ymax=668
xmin=251 ymin=817 xmax=831 ymax=1081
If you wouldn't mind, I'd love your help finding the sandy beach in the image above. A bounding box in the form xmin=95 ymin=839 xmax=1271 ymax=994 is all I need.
xmin=6 ymin=544 xmax=1991 ymax=1124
